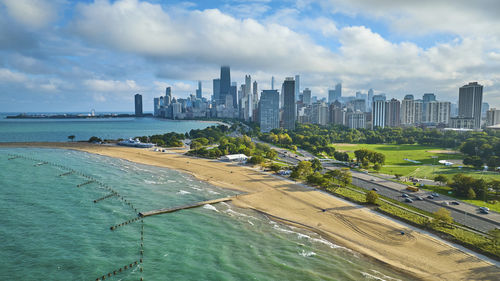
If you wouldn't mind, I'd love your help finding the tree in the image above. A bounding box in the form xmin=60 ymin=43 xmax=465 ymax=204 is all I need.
xmin=265 ymin=150 xmax=278 ymax=160
xmin=433 ymin=208 xmax=453 ymax=226
xmin=333 ymin=151 xmax=349 ymax=162
xmin=68 ymin=135 xmax=75 ymax=142
xmin=306 ymin=172 xmax=328 ymax=187
xmin=467 ymin=188 xmax=476 ymax=199
xmin=434 ymin=175 xmax=448 ymax=186
xmin=311 ymin=158 xmax=323 ymax=172
xmin=373 ymin=164 xmax=381 ymax=171
xmin=270 ymin=163 xmax=281 ymax=173
xmin=463 ymin=156 xmax=484 ymax=170
xmin=366 ymin=190 xmax=379 ymax=204
xmin=190 ymin=141 xmax=202 ymax=150
xmin=248 ymin=155 xmax=265 ymax=165
xmin=88 ymin=136 xmax=102 ymax=143
xmin=290 ymin=161 xmax=313 ymax=180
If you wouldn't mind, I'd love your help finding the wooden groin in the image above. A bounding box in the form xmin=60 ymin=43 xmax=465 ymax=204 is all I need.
xmin=139 ymin=196 xmax=236 ymax=217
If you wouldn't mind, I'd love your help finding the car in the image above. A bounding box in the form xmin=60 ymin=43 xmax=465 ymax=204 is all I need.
xmin=371 ymin=188 xmax=379 ymax=191
xmin=450 ymin=201 xmax=460 ymax=205
xmin=427 ymin=195 xmax=434 ymax=199
xmin=405 ymin=198 xmax=413 ymax=203
xmin=402 ymin=193 xmax=409 ymax=198
xmin=480 ymin=209 xmax=490 ymax=214
xmin=416 ymin=196 xmax=424 ymax=201
xmin=370 ymin=178 xmax=375 ymax=181
xmin=431 ymin=193 xmax=439 ymax=197
xmin=442 ymin=201 xmax=449 ymax=205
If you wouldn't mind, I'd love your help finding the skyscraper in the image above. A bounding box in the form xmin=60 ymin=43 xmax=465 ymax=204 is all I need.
xmin=153 ymin=98 xmax=160 ymax=117
xmin=335 ymin=83 xmax=342 ymax=100
xmin=371 ymin=95 xmax=386 ymax=129
xmin=385 ymin=98 xmax=400 ymax=128
xmin=196 ymin=81 xmax=202 ymax=99
xmin=271 ymin=76 xmax=275 ymax=90
xmin=422 ymin=93 xmax=436 ymax=124
xmin=219 ymin=66 xmax=231 ymax=106
xmin=487 ymin=108 xmax=500 ymax=126
xmin=165 ymin=87 xmax=172 ymax=106
xmin=213 ymin=79 xmax=220 ymax=105
xmin=134 ymin=94 xmax=143 ymax=116
xmin=302 ymin=88 xmax=311 ymax=105
xmin=458 ymin=82 xmax=483 ymax=129
xmin=230 ymin=82 xmax=237 ymax=109
xmin=282 ymin=77 xmax=296 ymax=130
xmin=367 ymin=88 xmax=374 ymax=111
xmin=401 ymin=95 xmax=415 ymax=126
xmin=259 ymin=90 xmax=280 ymax=132
xmin=295 ymin=75 xmax=300 ymax=101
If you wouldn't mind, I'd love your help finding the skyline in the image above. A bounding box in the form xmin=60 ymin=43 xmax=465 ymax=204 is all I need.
xmin=1 ymin=0 xmax=500 ymax=112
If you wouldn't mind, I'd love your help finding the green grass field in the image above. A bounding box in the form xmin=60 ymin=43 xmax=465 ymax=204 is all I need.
xmin=334 ymin=143 xmax=500 ymax=180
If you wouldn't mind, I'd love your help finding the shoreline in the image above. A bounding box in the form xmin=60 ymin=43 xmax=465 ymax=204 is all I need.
xmin=2 ymin=142 xmax=499 ymax=280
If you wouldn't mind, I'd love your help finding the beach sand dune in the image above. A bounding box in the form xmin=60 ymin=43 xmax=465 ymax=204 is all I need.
xmin=2 ymin=142 xmax=498 ymax=280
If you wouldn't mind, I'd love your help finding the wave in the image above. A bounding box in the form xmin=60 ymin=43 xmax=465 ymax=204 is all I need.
xmin=203 ymin=204 xmax=219 ymax=212
xmin=299 ymin=250 xmax=316 ymax=257
xmin=177 ymin=190 xmax=191 ymax=195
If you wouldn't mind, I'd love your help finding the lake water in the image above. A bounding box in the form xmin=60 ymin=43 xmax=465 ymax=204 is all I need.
xmin=0 ymin=148 xmax=414 ymax=281
xmin=0 ymin=113 xmax=218 ymax=142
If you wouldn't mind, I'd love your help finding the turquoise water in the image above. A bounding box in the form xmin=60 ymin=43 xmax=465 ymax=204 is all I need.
xmin=0 ymin=148 xmax=415 ymax=281
xmin=0 ymin=113 xmax=217 ymax=142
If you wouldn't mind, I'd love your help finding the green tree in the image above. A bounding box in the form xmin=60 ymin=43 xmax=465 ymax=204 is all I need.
xmin=265 ymin=150 xmax=278 ymax=160
xmin=248 ymin=155 xmax=265 ymax=165
xmin=68 ymin=135 xmax=75 ymax=142
xmin=366 ymin=190 xmax=379 ymax=204
xmin=311 ymin=158 xmax=323 ymax=172
xmin=467 ymin=188 xmax=476 ymax=199
xmin=373 ymin=164 xmax=381 ymax=171
xmin=434 ymin=175 xmax=448 ymax=186
xmin=190 ymin=141 xmax=202 ymax=150
xmin=270 ymin=163 xmax=282 ymax=173
xmin=433 ymin=208 xmax=453 ymax=226
xmin=88 ymin=136 xmax=102 ymax=143
xmin=290 ymin=161 xmax=313 ymax=180
xmin=463 ymin=156 xmax=484 ymax=170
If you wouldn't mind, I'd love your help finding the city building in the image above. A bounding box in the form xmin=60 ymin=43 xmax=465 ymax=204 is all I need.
xmin=153 ymin=97 xmax=160 ymax=117
xmin=310 ymin=102 xmax=328 ymax=125
xmin=134 ymin=94 xmax=143 ymax=116
xmin=367 ymin=88 xmax=374 ymax=111
xmin=487 ymin=108 xmax=500 ymax=126
xmin=259 ymin=90 xmax=280 ymax=132
xmin=385 ymin=98 xmax=400 ymax=127
xmin=196 ymin=81 xmax=202 ymax=99
xmin=422 ymin=93 xmax=436 ymax=124
xmin=451 ymin=117 xmax=474 ymax=129
xmin=295 ymin=75 xmax=300 ymax=101
xmin=329 ymin=101 xmax=345 ymax=125
xmin=371 ymin=95 xmax=386 ymax=128
xmin=213 ymin=79 xmax=220 ymax=106
xmin=282 ymin=77 xmax=296 ymax=130
xmin=302 ymin=88 xmax=311 ymax=105
xmin=353 ymin=99 xmax=366 ymax=112
xmin=401 ymin=95 xmax=414 ymax=126
xmin=458 ymin=82 xmax=483 ymax=129
xmin=219 ymin=66 xmax=231 ymax=106
xmin=346 ymin=111 xmax=366 ymax=129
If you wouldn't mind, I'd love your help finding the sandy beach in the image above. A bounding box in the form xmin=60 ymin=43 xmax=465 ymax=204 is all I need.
xmin=2 ymin=142 xmax=499 ymax=280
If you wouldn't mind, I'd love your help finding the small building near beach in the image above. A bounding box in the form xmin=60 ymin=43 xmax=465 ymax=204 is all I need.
xmin=220 ymin=154 xmax=248 ymax=163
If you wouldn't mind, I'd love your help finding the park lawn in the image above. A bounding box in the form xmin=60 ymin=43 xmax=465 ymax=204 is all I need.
xmin=333 ymin=143 xmax=462 ymax=166
xmin=379 ymin=165 xmax=500 ymax=181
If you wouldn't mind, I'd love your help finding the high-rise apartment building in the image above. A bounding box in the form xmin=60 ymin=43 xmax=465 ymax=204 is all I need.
xmin=422 ymin=93 xmax=436 ymax=124
xmin=437 ymin=101 xmax=451 ymax=125
xmin=367 ymin=88 xmax=374 ymax=111
xmin=414 ymin=99 xmax=423 ymax=124
xmin=230 ymin=82 xmax=237 ymax=109
xmin=165 ymin=87 xmax=172 ymax=106
xmin=295 ymin=75 xmax=300 ymax=101
xmin=458 ymin=82 xmax=483 ymax=129
xmin=385 ymin=98 xmax=400 ymax=127
xmin=282 ymin=77 xmax=296 ymax=130
xmin=371 ymin=95 xmax=386 ymax=128
xmin=346 ymin=111 xmax=366 ymax=129
xmin=353 ymin=99 xmax=366 ymax=112
xmin=213 ymin=79 xmax=220 ymax=105
xmin=153 ymin=97 xmax=160 ymax=117
xmin=487 ymin=108 xmax=500 ymax=126
xmin=401 ymin=95 xmax=414 ymax=125
xmin=219 ymin=66 xmax=231 ymax=106
xmin=302 ymin=88 xmax=311 ymax=105
xmin=329 ymin=101 xmax=344 ymax=125
xmin=134 ymin=94 xmax=143 ymax=116
xmin=259 ymin=90 xmax=280 ymax=132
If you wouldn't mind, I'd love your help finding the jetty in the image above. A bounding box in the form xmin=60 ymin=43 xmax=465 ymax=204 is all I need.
xmin=139 ymin=196 xmax=236 ymax=217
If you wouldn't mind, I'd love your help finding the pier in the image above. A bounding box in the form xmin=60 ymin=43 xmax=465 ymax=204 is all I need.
xmin=139 ymin=196 xmax=236 ymax=217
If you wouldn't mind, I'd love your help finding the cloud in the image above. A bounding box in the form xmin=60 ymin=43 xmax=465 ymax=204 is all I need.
xmin=0 ymin=68 xmax=28 ymax=83
xmin=84 ymin=79 xmax=141 ymax=92
xmin=1 ymin=0 xmax=59 ymax=29
xmin=71 ymin=0 xmax=336 ymax=72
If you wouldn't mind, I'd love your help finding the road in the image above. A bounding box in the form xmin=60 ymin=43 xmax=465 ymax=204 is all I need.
xmin=323 ymin=165 xmax=500 ymax=232
xmin=252 ymin=139 xmax=500 ymax=232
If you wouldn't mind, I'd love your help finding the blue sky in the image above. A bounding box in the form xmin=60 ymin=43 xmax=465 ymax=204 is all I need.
xmin=1 ymin=0 xmax=499 ymax=112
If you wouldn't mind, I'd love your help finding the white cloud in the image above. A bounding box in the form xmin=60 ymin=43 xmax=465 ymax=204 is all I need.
xmin=72 ymin=0 xmax=336 ymax=72
xmin=0 ymin=68 xmax=28 ymax=83
xmin=84 ymin=79 xmax=141 ymax=92
xmin=1 ymin=0 xmax=58 ymax=28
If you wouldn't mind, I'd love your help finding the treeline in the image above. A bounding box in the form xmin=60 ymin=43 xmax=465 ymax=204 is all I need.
xmin=187 ymin=135 xmax=278 ymax=160
xmin=289 ymin=159 xmax=352 ymax=190
xmin=259 ymin=123 xmax=500 ymax=157
xmin=447 ymin=174 xmax=500 ymax=201
xmin=137 ymin=132 xmax=185 ymax=147
xmin=459 ymin=134 xmax=500 ymax=170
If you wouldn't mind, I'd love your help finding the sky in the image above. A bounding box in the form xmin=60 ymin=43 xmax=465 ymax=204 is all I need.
xmin=1 ymin=0 xmax=500 ymax=112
